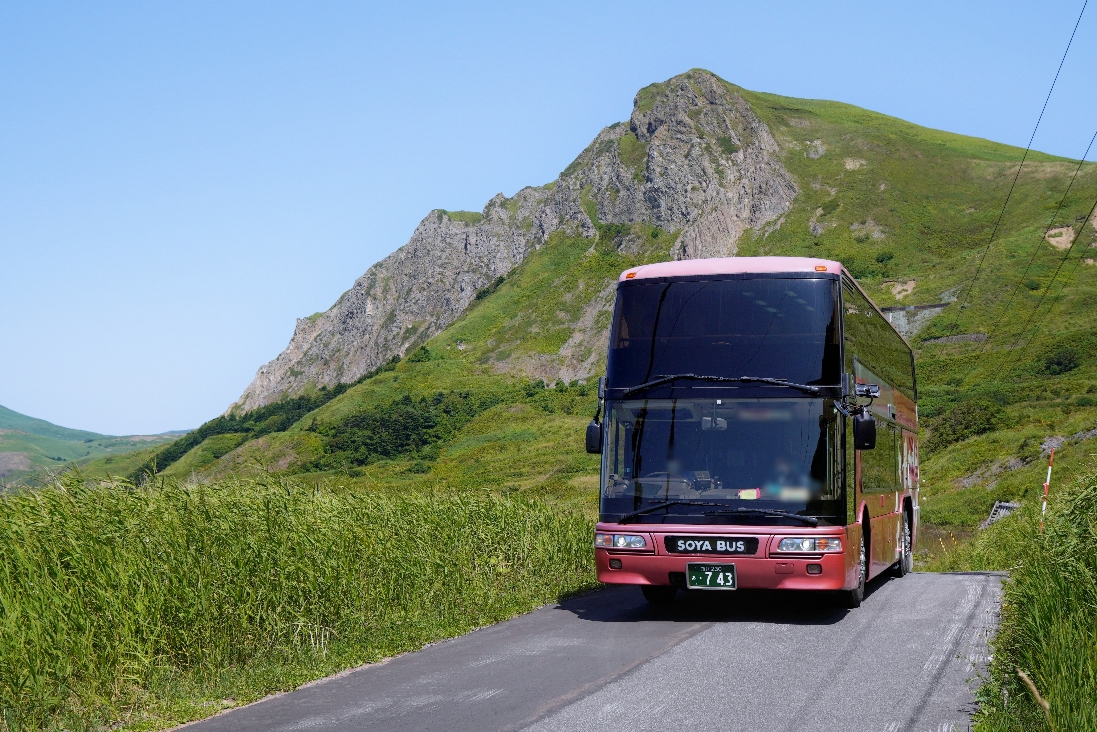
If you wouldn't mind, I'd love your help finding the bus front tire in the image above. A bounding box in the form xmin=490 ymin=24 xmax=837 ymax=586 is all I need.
xmin=839 ymin=533 xmax=867 ymax=609
xmin=641 ymin=585 xmax=677 ymax=604
xmin=893 ymin=511 xmax=913 ymax=577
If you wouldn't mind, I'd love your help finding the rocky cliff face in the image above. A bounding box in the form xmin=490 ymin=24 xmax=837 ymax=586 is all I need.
xmin=230 ymin=69 xmax=799 ymax=413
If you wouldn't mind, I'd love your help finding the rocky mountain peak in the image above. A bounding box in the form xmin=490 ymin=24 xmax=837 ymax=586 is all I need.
xmin=229 ymin=70 xmax=798 ymax=413
xmin=560 ymin=69 xmax=796 ymax=259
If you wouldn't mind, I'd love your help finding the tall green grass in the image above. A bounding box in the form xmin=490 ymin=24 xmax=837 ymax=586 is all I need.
xmin=0 ymin=473 xmax=597 ymax=730
xmin=973 ymin=466 xmax=1097 ymax=731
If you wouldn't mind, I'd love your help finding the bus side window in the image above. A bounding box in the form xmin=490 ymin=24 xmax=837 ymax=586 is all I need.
xmin=842 ymin=278 xmax=915 ymax=400
xmin=861 ymin=418 xmax=895 ymax=494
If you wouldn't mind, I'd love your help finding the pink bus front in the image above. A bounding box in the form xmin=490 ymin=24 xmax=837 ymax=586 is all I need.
xmin=586 ymin=257 xmax=918 ymax=608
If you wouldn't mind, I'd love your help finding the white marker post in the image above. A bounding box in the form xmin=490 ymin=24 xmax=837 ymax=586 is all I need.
xmin=1040 ymin=448 xmax=1055 ymax=534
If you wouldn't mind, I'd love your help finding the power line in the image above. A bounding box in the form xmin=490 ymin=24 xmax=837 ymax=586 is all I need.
xmin=979 ymin=128 xmax=1097 ymax=353
xmin=955 ymin=0 xmax=1087 ymax=320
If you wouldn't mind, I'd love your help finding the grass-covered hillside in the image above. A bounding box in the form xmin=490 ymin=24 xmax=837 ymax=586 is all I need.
xmin=131 ymin=70 xmax=1097 ymax=533
xmin=0 ymin=405 xmax=181 ymax=487
xmin=731 ymin=85 xmax=1097 ymax=551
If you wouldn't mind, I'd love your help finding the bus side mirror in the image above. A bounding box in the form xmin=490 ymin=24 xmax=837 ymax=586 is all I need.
xmin=586 ymin=419 xmax=602 ymax=454
xmin=854 ymin=413 xmax=877 ymax=450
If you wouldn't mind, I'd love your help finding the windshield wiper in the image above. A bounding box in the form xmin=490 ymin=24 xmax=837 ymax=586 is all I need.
xmin=619 ymin=374 xmax=823 ymax=398
xmin=616 ymin=500 xmax=731 ymax=524
xmin=616 ymin=502 xmax=821 ymax=526
xmin=704 ymin=507 xmax=819 ymax=526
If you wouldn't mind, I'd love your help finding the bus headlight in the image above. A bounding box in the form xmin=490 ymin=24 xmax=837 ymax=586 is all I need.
xmin=595 ymin=533 xmax=647 ymax=549
xmin=776 ymin=537 xmax=843 ymax=553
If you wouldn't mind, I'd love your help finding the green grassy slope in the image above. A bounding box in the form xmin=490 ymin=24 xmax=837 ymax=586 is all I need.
xmin=728 ymin=83 xmax=1097 ymax=544
xmin=0 ymin=405 xmax=105 ymax=441
xmin=0 ymin=405 xmax=182 ymax=485
xmin=146 ymin=70 xmax=1097 ymax=539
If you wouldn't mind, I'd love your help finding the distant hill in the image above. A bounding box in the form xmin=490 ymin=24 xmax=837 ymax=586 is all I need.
xmin=0 ymin=405 xmax=185 ymax=484
xmin=0 ymin=404 xmax=108 ymax=442
xmin=138 ymin=69 xmax=1097 ymax=533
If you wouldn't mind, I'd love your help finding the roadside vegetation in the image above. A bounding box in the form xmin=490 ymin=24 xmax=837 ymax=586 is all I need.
xmin=0 ymin=473 xmax=597 ymax=730
xmin=956 ymin=467 xmax=1097 ymax=731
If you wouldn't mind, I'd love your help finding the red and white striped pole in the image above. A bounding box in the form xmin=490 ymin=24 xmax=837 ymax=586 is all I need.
xmin=1039 ymin=448 xmax=1055 ymax=534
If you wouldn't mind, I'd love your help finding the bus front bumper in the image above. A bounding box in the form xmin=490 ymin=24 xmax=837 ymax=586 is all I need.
xmin=594 ymin=526 xmax=859 ymax=591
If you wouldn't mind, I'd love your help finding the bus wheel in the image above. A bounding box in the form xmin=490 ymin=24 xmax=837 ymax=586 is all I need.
xmin=641 ymin=585 xmax=677 ymax=604
xmin=839 ymin=533 xmax=866 ymax=609
xmin=895 ymin=512 xmax=913 ymax=577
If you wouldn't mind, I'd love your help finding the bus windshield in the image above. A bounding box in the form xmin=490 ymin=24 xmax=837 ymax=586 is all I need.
xmin=607 ymin=277 xmax=840 ymax=390
xmin=600 ymin=398 xmax=843 ymax=525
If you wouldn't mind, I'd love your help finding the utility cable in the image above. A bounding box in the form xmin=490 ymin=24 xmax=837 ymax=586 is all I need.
xmin=955 ymin=0 xmax=1087 ymax=321
xmin=979 ymin=128 xmax=1097 ymax=353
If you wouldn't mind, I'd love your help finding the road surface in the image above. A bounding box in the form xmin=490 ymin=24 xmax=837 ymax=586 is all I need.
xmin=183 ymin=572 xmax=1002 ymax=732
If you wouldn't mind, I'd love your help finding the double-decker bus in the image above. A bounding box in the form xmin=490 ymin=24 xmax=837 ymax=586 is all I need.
xmin=586 ymin=256 xmax=918 ymax=608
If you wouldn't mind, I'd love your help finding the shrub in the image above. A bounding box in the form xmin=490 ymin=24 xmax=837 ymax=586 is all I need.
xmin=1041 ymin=347 xmax=1079 ymax=376
xmin=474 ymin=276 xmax=506 ymax=302
xmin=716 ymin=136 xmax=739 ymax=156
xmin=925 ymin=397 xmax=1004 ymax=452
xmin=308 ymin=391 xmax=502 ymax=469
xmin=1015 ymin=437 xmax=1040 ymax=464
xmin=617 ymin=132 xmax=648 ymax=178
xmin=406 ymin=346 xmax=432 ymax=363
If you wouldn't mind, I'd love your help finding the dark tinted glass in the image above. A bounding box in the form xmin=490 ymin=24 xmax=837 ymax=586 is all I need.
xmin=860 ymin=421 xmax=897 ymax=494
xmin=601 ymin=398 xmax=845 ymax=525
xmin=842 ymin=280 xmax=915 ymax=398
xmin=607 ymin=277 xmax=840 ymax=389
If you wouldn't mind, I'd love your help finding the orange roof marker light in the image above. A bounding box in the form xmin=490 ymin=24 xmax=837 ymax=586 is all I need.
xmin=615 ymin=257 xmax=841 ymax=282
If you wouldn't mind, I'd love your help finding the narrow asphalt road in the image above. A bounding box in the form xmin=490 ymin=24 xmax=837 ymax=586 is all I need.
xmin=183 ymin=572 xmax=1002 ymax=732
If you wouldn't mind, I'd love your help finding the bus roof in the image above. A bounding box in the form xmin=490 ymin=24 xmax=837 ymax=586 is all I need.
xmin=617 ymin=255 xmax=914 ymax=351
xmin=619 ymin=257 xmax=844 ymax=282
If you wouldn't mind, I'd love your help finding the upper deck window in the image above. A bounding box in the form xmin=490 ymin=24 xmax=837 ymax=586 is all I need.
xmin=841 ymin=279 xmax=915 ymax=399
xmin=607 ymin=277 xmax=841 ymax=390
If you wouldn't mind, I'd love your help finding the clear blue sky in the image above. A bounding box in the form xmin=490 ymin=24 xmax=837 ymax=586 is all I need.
xmin=2 ymin=1 xmax=1095 ymax=435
